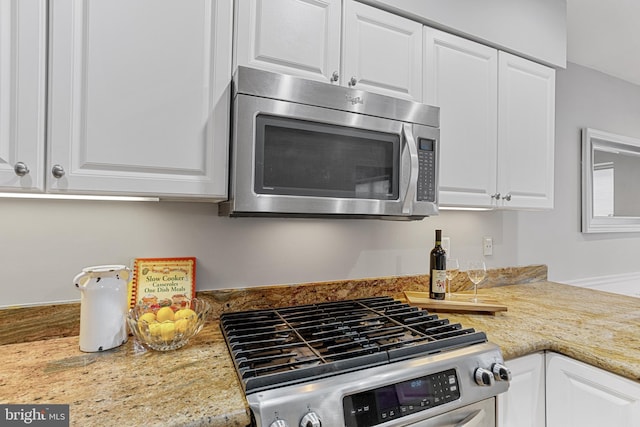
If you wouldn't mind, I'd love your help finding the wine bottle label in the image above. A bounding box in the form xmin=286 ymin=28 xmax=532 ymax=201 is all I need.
xmin=431 ymin=269 xmax=446 ymax=293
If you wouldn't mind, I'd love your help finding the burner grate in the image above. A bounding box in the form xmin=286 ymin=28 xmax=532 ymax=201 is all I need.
xmin=220 ymin=296 xmax=487 ymax=393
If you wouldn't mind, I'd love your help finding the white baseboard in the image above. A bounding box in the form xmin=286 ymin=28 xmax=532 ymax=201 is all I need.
xmin=564 ymin=272 xmax=640 ymax=298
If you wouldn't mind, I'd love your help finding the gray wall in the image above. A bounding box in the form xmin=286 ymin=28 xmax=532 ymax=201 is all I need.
xmin=518 ymin=62 xmax=640 ymax=282
xmin=1 ymin=198 xmax=517 ymax=307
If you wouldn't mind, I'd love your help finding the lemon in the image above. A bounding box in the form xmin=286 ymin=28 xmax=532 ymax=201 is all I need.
xmin=139 ymin=312 xmax=156 ymax=324
xmin=174 ymin=308 xmax=197 ymax=322
xmin=148 ymin=322 xmax=163 ymax=339
xmin=160 ymin=322 xmax=176 ymax=341
xmin=174 ymin=318 xmax=190 ymax=334
xmin=156 ymin=306 xmax=175 ymax=322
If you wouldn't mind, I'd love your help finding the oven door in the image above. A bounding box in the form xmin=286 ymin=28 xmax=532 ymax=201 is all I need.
xmin=223 ymin=93 xmax=439 ymax=219
xmin=406 ymin=399 xmax=495 ymax=427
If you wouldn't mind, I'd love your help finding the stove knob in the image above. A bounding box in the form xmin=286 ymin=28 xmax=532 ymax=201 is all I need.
xmin=474 ymin=368 xmax=495 ymax=386
xmin=300 ymin=411 xmax=321 ymax=427
xmin=269 ymin=419 xmax=289 ymax=427
xmin=492 ymin=363 xmax=512 ymax=381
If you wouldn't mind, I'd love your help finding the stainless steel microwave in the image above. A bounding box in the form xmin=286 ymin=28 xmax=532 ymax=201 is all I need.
xmin=219 ymin=66 xmax=440 ymax=220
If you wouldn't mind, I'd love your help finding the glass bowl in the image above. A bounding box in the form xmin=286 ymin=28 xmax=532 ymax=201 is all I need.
xmin=126 ymin=298 xmax=211 ymax=351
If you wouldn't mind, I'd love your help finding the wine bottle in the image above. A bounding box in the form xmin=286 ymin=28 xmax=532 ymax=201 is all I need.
xmin=430 ymin=229 xmax=447 ymax=300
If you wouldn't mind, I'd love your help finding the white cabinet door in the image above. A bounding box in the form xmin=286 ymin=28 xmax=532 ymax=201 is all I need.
xmin=234 ymin=0 xmax=341 ymax=84
xmin=424 ymin=27 xmax=498 ymax=207
xmin=497 ymin=51 xmax=555 ymax=209
xmin=497 ymin=353 xmax=546 ymax=427
xmin=342 ymin=0 xmax=423 ymax=101
xmin=546 ymin=353 xmax=640 ymax=427
xmin=48 ymin=0 xmax=232 ymax=199
xmin=0 ymin=0 xmax=46 ymax=192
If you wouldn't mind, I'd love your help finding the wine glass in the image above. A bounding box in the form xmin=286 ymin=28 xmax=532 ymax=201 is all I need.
xmin=445 ymin=258 xmax=459 ymax=299
xmin=466 ymin=261 xmax=486 ymax=302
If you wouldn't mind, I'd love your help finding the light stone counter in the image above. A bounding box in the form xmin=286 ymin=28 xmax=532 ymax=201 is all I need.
xmin=0 ymin=324 xmax=251 ymax=427
xmin=1 ymin=279 xmax=639 ymax=426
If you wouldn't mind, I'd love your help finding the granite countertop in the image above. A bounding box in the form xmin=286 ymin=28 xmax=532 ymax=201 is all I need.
xmin=1 ymin=280 xmax=639 ymax=427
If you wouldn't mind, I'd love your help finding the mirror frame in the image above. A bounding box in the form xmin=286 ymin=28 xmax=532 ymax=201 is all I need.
xmin=582 ymin=127 xmax=640 ymax=233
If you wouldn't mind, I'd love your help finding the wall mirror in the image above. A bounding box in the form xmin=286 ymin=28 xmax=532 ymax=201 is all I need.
xmin=582 ymin=128 xmax=640 ymax=233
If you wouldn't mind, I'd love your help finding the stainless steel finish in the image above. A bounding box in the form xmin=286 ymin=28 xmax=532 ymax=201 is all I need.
xmin=410 ymin=400 xmax=495 ymax=427
xmin=51 ymin=164 xmax=65 ymax=178
xmin=474 ymin=368 xmax=495 ymax=386
xmin=402 ymin=123 xmax=419 ymax=215
xmin=269 ymin=420 xmax=289 ymax=427
xmin=492 ymin=363 xmax=512 ymax=382
xmin=502 ymin=194 xmax=512 ymax=201
xmin=348 ymin=76 xmax=357 ymax=87
xmin=222 ymin=66 xmax=440 ymax=219
xmin=330 ymin=71 xmax=339 ymax=82
xmin=232 ymin=66 xmax=439 ymax=128
xmin=299 ymin=412 xmax=321 ymax=427
xmin=455 ymin=409 xmax=486 ymax=427
xmin=248 ymin=342 xmax=507 ymax=427
xmin=14 ymin=162 xmax=29 ymax=176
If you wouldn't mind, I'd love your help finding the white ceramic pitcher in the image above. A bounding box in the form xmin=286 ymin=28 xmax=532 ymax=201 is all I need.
xmin=74 ymin=265 xmax=130 ymax=352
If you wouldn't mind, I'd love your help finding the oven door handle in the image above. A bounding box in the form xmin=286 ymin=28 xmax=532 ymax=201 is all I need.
xmin=454 ymin=409 xmax=486 ymax=427
xmin=401 ymin=123 xmax=418 ymax=215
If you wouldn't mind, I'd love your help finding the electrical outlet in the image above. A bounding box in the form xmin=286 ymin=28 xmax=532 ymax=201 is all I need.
xmin=483 ymin=237 xmax=493 ymax=256
xmin=442 ymin=237 xmax=451 ymax=255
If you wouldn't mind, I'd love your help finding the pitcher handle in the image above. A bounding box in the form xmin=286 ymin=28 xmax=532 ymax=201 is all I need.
xmin=74 ymin=271 xmax=90 ymax=289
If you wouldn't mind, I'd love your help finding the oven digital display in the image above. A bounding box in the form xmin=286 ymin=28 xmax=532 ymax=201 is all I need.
xmin=343 ymin=369 xmax=460 ymax=427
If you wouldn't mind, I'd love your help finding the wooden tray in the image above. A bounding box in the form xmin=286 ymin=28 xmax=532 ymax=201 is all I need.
xmin=404 ymin=291 xmax=508 ymax=314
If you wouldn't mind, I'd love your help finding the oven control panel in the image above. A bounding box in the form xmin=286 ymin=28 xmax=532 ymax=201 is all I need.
xmin=342 ymin=369 xmax=460 ymax=427
xmin=416 ymin=138 xmax=437 ymax=202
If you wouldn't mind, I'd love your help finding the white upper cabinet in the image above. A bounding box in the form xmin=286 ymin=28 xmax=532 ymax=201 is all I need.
xmin=234 ymin=0 xmax=341 ymax=83
xmin=497 ymin=51 xmax=555 ymax=209
xmin=235 ymin=0 xmax=422 ymax=101
xmin=425 ymin=27 xmax=555 ymax=209
xmin=342 ymin=0 xmax=423 ymax=101
xmin=0 ymin=0 xmax=47 ymax=192
xmin=546 ymin=353 xmax=640 ymax=427
xmin=424 ymin=27 xmax=498 ymax=207
xmin=47 ymin=0 xmax=232 ymax=199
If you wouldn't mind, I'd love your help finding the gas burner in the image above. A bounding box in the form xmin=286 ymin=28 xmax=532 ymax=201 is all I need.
xmin=220 ymin=296 xmax=486 ymax=393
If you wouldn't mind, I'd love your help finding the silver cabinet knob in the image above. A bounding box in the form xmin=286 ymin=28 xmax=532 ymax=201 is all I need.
xmin=300 ymin=412 xmax=321 ymax=427
xmin=492 ymin=363 xmax=512 ymax=381
xmin=330 ymin=71 xmax=339 ymax=82
xmin=348 ymin=76 xmax=357 ymax=87
xmin=14 ymin=162 xmax=30 ymax=177
xmin=491 ymin=193 xmax=501 ymax=200
xmin=502 ymin=193 xmax=512 ymax=201
xmin=51 ymin=164 xmax=65 ymax=178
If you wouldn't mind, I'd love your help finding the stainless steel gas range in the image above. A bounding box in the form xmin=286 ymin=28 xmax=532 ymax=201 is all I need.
xmin=220 ymin=296 xmax=510 ymax=427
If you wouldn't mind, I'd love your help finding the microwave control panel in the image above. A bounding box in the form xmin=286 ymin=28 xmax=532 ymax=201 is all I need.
xmin=417 ymin=138 xmax=437 ymax=202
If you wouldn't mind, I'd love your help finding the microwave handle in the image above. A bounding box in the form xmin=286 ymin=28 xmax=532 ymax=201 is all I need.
xmin=401 ymin=123 xmax=419 ymax=214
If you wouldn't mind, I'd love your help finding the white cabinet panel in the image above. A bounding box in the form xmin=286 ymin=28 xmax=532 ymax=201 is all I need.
xmin=497 ymin=51 xmax=555 ymax=209
xmin=0 ymin=0 xmax=46 ymax=192
xmin=343 ymin=0 xmax=423 ymax=101
xmin=48 ymin=0 xmax=232 ymax=198
xmin=497 ymin=353 xmax=545 ymax=427
xmin=234 ymin=0 xmax=341 ymax=83
xmin=425 ymin=27 xmax=555 ymax=210
xmin=424 ymin=27 xmax=497 ymax=207
xmin=547 ymin=352 xmax=640 ymax=427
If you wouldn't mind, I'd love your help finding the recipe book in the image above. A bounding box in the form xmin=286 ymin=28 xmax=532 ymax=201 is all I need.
xmin=129 ymin=257 xmax=196 ymax=310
